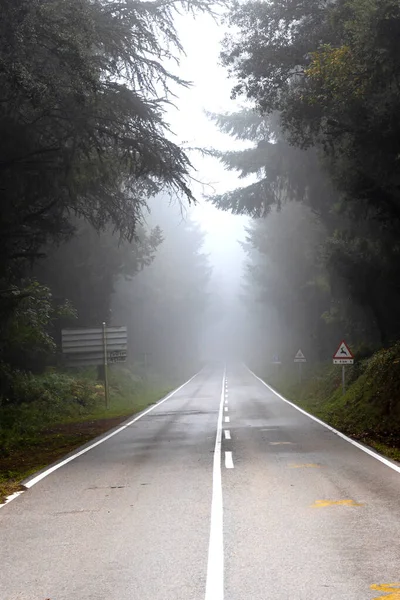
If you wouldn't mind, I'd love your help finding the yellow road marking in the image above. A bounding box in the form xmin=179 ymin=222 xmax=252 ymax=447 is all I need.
xmin=289 ymin=463 xmax=321 ymax=468
xmin=269 ymin=442 xmax=294 ymax=445
xmin=371 ymin=583 xmax=400 ymax=599
xmin=311 ymin=499 xmax=363 ymax=508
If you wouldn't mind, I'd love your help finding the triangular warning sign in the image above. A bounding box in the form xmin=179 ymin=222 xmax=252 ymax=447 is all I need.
xmin=333 ymin=340 xmax=353 ymax=360
xmin=294 ymin=349 xmax=306 ymax=362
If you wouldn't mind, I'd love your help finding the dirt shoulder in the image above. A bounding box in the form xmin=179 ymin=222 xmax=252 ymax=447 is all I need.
xmin=0 ymin=414 xmax=135 ymax=504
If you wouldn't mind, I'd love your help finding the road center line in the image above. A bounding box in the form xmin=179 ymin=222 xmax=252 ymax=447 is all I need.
xmin=205 ymin=369 xmax=225 ymax=600
xmin=224 ymin=430 xmax=231 ymax=440
xmin=225 ymin=451 xmax=234 ymax=469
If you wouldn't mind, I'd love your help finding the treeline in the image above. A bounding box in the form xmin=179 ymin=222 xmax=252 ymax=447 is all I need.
xmin=0 ymin=0 xmax=213 ymax=388
xmin=210 ymin=0 xmax=400 ymax=361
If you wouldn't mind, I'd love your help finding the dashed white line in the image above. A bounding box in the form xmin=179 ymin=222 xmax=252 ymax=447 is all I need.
xmin=224 ymin=416 xmax=230 ymax=423
xmin=224 ymin=430 xmax=231 ymax=440
xmin=225 ymin=451 xmax=234 ymax=469
xmin=205 ymin=369 xmax=225 ymax=600
xmin=224 ymin=407 xmax=228 ymax=412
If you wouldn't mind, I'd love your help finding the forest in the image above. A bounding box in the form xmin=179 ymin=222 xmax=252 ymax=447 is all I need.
xmin=211 ymin=0 xmax=400 ymax=356
xmin=0 ymin=0 xmax=215 ymax=499
xmin=207 ymin=0 xmax=400 ymax=456
xmin=2 ymin=0 xmax=400 ymax=500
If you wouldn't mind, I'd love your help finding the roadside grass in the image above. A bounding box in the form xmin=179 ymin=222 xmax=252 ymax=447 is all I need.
xmin=262 ymin=345 xmax=400 ymax=463
xmin=0 ymin=365 xmax=175 ymax=504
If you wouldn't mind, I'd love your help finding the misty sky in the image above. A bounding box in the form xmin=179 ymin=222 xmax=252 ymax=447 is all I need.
xmin=157 ymin=11 xmax=253 ymax=359
xmin=167 ymin=12 xmax=249 ymax=281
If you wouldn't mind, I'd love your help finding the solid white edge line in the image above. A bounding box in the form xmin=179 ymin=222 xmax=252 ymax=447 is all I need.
xmin=225 ymin=451 xmax=234 ymax=469
xmin=0 ymin=491 xmax=24 ymax=507
xmin=204 ymin=368 xmax=225 ymax=600
xmin=246 ymin=365 xmax=400 ymax=475
xmin=0 ymin=369 xmax=203 ymax=509
xmin=224 ymin=430 xmax=231 ymax=440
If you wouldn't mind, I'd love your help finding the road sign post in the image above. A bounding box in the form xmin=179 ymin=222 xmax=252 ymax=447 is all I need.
xmin=333 ymin=340 xmax=354 ymax=395
xmin=342 ymin=365 xmax=346 ymax=396
xmin=61 ymin=326 xmax=127 ymax=367
xmin=102 ymin=322 xmax=110 ymax=410
xmin=294 ymin=349 xmax=306 ymax=384
xmin=61 ymin=324 xmax=128 ymax=409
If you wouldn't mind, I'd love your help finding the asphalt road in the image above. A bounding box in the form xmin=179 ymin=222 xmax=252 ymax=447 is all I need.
xmin=1 ymin=364 xmax=400 ymax=600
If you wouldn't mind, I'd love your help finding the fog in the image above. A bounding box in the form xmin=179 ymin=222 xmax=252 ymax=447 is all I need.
xmin=3 ymin=0 xmax=400 ymax=587
xmin=108 ymin=11 xmax=257 ymax=372
xmin=153 ymin=13 xmax=254 ymax=366
xmin=3 ymin=0 xmax=397 ymax=383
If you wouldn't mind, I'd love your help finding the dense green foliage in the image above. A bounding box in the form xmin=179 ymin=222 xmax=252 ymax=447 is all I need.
xmin=267 ymin=343 xmax=400 ymax=460
xmin=0 ymin=364 xmax=176 ymax=458
xmin=0 ymin=369 xmax=102 ymax=455
xmin=0 ymin=0 xmax=214 ymax=281
xmin=211 ymin=0 xmax=400 ymax=358
xmin=0 ymin=364 xmax=177 ymax=503
xmin=0 ymin=1 xmax=213 ymax=422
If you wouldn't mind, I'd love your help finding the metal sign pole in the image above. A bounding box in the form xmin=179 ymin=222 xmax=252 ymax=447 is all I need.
xmin=294 ymin=350 xmax=306 ymax=384
xmin=102 ymin=322 xmax=110 ymax=409
xmin=342 ymin=365 xmax=345 ymax=395
xmin=144 ymin=352 xmax=148 ymax=389
xmin=333 ymin=340 xmax=353 ymax=395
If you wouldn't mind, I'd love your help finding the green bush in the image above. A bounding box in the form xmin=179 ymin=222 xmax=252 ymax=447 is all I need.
xmin=265 ymin=341 xmax=400 ymax=447
xmin=0 ymin=369 xmax=103 ymax=456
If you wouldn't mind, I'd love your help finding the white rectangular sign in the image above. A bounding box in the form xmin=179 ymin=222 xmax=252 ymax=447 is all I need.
xmin=61 ymin=326 xmax=127 ymax=366
xmin=333 ymin=358 xmax=354 ymax=365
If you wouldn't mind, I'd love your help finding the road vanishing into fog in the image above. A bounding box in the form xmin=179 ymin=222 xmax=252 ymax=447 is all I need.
xmin=1 ymin=364 xmax=400 ymax=600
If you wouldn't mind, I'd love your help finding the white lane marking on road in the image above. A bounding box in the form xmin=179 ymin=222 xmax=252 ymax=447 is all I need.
xmin=0 ymin=370 xmax=204 ymax=510
xmin=0 ymin=491 xmax=24 ymax=507
xmin=224 ymin=399 xmax=228 ymax=405
xmin=225 ymin=451 xmax=234 ymax=469
xmin=224 ymin=407 xmax=228 ymax=412
xmin=205 ymin=369 xmax=225 ymax=600
xmin=246 ymin=366 xmax=400 ymax=476
xmin=224 ymin=430 xmax=231 ymax=440
xmin=225 ymin=416 xmax=230 ymax=423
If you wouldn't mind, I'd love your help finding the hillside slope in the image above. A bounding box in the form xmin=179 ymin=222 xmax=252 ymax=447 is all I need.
xmin=265 ymin=344 xmax=400 ymax=461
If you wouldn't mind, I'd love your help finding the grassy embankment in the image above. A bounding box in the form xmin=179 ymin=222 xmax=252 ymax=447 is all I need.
xmin=0 ymin=365 xmax=177 ymax=504
xmin=261 ymin=343 xmax=400 ymax=462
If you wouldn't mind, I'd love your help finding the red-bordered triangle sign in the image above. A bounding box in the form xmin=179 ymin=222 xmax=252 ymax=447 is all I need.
xmin=333 ymin=340 xmax=354 ymax=360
